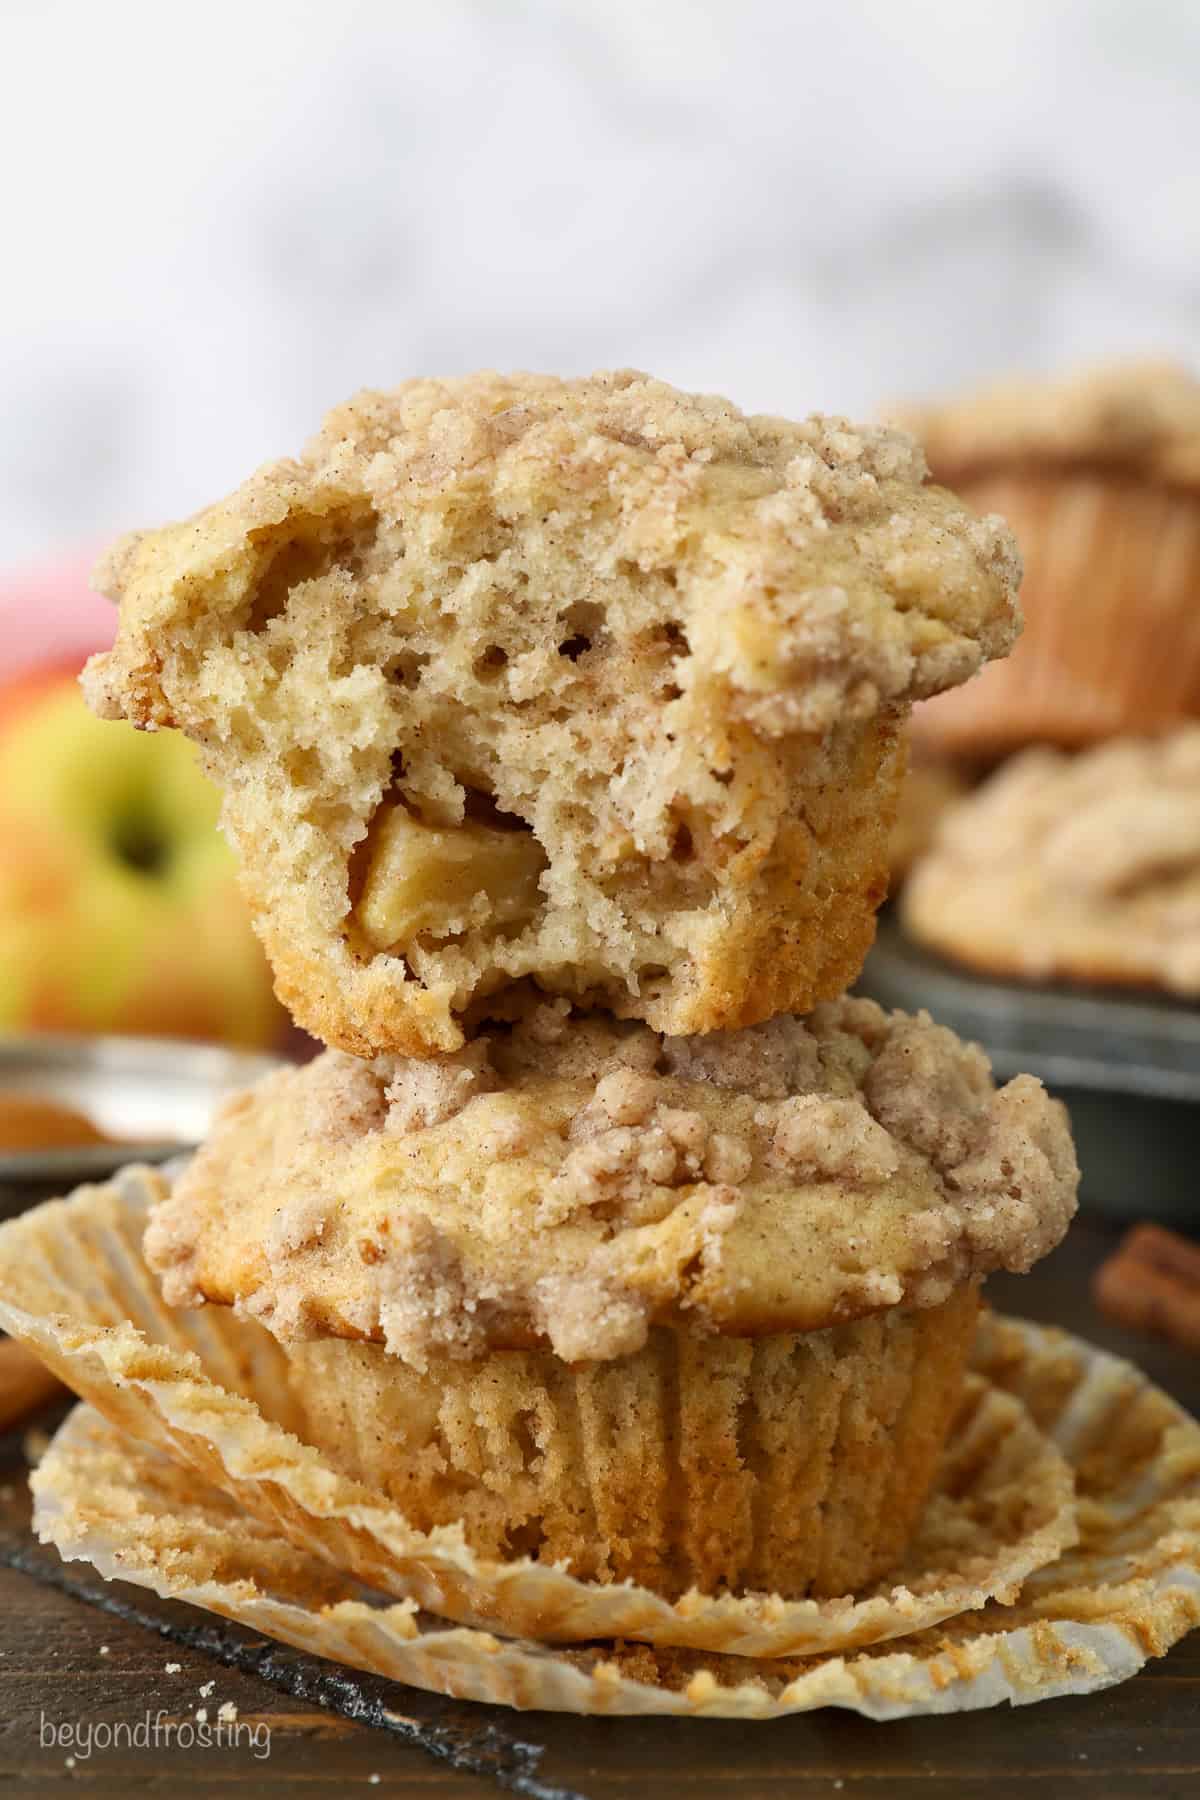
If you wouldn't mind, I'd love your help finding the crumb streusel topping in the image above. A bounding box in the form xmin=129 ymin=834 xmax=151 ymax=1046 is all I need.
xmin=903 ymin=728 xmax=1200 ymax=996
xmin=145 ymin=997 xmax=1077 ymax=1367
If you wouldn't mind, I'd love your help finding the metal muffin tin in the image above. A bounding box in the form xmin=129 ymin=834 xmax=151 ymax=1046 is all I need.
xmin=0 ymin=1034 xmax=283 ymax=1207
xmin=859 ymin=915 xmax=1200 ymax=1223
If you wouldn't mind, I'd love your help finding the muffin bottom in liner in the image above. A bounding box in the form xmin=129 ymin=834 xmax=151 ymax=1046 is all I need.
xmin=910 ymin=472 xmax=1200 ymax=755
xmin=32 ymin=1306 xmax=1200 ymax=1718
xmin=0 ymin=1166 xmax=1075 ymax=1656
xmin=288 ymin=1283 xmax=979 ymax=1601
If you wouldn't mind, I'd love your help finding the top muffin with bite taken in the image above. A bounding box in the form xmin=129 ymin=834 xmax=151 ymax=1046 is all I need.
xmin=85 ymin=370 xmax=1019 ymax=1058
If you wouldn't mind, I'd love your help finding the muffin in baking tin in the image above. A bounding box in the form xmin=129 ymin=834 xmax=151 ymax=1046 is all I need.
xmin=904 ymin=727 xmax=1200 ymax=998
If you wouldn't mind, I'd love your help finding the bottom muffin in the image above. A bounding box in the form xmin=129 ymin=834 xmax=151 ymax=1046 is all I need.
xmin=145 ymin=996 xmax=1077 ymax=1602
xmin=287 ymin=1282 xmax=979 ymax=1599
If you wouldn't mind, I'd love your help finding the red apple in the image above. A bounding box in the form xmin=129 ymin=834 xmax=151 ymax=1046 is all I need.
xmin=0 ymin=661 xmax=283 ymax=1048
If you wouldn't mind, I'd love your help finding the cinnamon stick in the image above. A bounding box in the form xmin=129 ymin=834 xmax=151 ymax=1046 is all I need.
xmin=1093 ymin=1223 xmax=1200 ymax=1354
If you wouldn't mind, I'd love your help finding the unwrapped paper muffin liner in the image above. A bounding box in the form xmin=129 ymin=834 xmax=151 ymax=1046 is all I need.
xmin=0 ymin=1167 xmax=1075 ymax=1657
xmin=32 ymin=1307 xmax=1200 ymax=1719
xmin=911 ymin=472 xmax=1200 ymax=755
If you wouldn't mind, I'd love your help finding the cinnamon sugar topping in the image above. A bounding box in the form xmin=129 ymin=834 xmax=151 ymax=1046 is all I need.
xmin=144 ymin=998 xmax=1077 ymax=1366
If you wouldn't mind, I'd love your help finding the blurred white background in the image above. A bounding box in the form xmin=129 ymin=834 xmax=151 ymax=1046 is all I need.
xmin=3 ymin=0 xmax=1200 ymax=565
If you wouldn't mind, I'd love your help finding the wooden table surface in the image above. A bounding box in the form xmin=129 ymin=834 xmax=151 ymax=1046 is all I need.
xmin=1 ymin=1208 xmax=1198 ymax=1799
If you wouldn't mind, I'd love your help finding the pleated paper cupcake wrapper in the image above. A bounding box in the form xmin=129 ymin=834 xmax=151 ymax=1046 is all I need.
xmin=288 ymin=1279 xmax=982 ymax=1606
xmin=910 ymin=471 xmax=1200 ymax=755
xmin=33 ymin=1316 xmax=1200 ymax=1721
xmin=0 ymin=1169 xmax=1078 ymax=1658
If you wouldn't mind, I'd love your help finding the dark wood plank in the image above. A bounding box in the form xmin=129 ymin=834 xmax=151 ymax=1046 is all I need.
xmin=0 ymin=1210 xmax=1198 ymax=1797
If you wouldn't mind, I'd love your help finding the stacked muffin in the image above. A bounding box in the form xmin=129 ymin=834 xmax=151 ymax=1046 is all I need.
xmin=83 ymin=371 xmax=1078 ymax=1611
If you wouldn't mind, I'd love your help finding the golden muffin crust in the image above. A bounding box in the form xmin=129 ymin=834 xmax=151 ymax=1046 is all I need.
xmin=85 ymin=370 xmax=1019 ymax=1056
xmin=903 ymin=727 xmax=1200 ymax=995
xmin=144 ymin=997 xmax=1077 ymax=1366
xmin=894 ymin=359 xmax=1200 ymax=489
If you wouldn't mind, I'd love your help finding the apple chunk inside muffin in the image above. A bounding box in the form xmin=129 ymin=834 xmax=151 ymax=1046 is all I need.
xmin=355 ymin=801 xmax=549 ymax=950
xmin=84 ymin=370 xmax=1020 ymax=1057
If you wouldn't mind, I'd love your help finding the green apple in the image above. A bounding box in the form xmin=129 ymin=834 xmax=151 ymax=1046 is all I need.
xmin=0 ymin=667 xmax=282 ymax=1047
